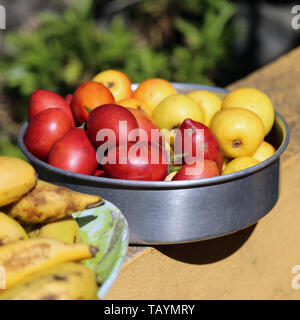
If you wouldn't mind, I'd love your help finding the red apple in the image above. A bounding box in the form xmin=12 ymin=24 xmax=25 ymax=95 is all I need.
xmin=25 ymin=108 xmax=73 ymax=161
xmin=173 ymin=159 xmax=219 ymax=181
xmin=127 ymin=108 xmax=160 ymax=143
xmin=48 ymin=128 xmax=98 ymax=175
xmin=65 ymin=94 xmax=73 ymax=106
xmin=94 ymin=169 xmax=106 ymax=177
xmin=29 ymin=89 xmax=75 ymax=126
xmin=87 ymin=104 xmax=139 ymax=149
xmin=102 ymin=143 xmax=168 ymax=181
xmin=174 ymin=118 xmax=224 ymax=173
xmin=71 ymin=81 xmax=115 ymax=124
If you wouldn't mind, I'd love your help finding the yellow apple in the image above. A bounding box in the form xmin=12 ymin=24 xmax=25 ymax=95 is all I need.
xmin=252 ymin=141 xmax=276 ymax=162
xmin=188 ymin=90 xmax=222 ymax=127
xmin=210 ymin=108 xmax=264 ymax=158
xmin=222 ymin=157 xmax=259 ymax=175
xmin=222 ymin=88 xmax=275 ymax=135
xmin=152 ymin=94 xmax=205 ymax=129
xmin=222 ymin=157 xmax=232 ymax=171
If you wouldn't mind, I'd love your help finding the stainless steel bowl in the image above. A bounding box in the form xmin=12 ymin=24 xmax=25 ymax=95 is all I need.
xmin=18 ymin=83 xmax=290 ymax=245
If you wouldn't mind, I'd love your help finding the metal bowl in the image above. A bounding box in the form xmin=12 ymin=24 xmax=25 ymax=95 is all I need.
xmin=18 ymin=83 xmax=290 ymax=245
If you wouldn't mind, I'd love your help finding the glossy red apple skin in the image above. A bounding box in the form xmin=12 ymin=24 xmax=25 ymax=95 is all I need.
xmin=173 ymin=159 xmax=219 ymax=181
xmin=29 ymin=89 xmax=75 ymax=126
xmin=127 ymin=108 xmax=160 ymax=143
xmin=87 ymin=104 xmax=139 ymax=149
xmin=65 ymin=94 xmax=73 ymax=106
xmin=102 ymin=143 xmax=168 ymax=181
xmin=48 ymin=128 xmax=98 ymax=175
xmin=94 ymin=169 xmax=106 ymax=177
xmin=25 ymin=108 xmax=73 ymax=161
xmin=174 ymin=118 xmax=224 ymax=173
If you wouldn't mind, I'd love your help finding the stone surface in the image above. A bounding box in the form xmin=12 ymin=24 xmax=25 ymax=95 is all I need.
xmin=105 ymin=47 xmax=300 ymax=300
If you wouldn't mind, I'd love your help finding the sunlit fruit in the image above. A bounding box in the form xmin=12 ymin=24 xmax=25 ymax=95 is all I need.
xmin=29 ymin=89 xmax=75 ymax=126
xmin=87 ymin=104 xmax=139 ymax=149
xmin=252 ymin=141 xmax=276 ymax=162
xmin=65 ymin=94 xmax=73 ymax=106
xmin=222 ymin=157 xmax=232 ymax=171
xmin=174 ymin=118 xmax=223 ymax=173
xmin=93 ymin=69 xmax=132 ymax=102
xmin=25 ymin=108 xmax=73 ymax=161
xmin=25 ymin=74 xmax=279 ymax=182
xmin=102 ymin=143 xmax=168 ymax=181
xmin=118 ymin=97 xmax=152 ymax=117
xmin=94 ymin=169 xmax=106 ymax=177
xmin=127 ymin=108 xmax=160 ymax=143
xmin=152 ymin=94 xmax=205 ymax=130
xmin=222 ymin=88 xmax=275 ymax=135
xmin=173 ymin=159 xmax=219 ymax=181
xmin=48 ymin=128 xmax=98 ymax=175
xmin=210 ymin=108 xmax=264 ymax=158
xmin=133 ymin=78 xmax=176 ymax=115
xmin=71 ymin=81 xmax=115 ymax=124
xmin=222 ymin=157 xmax=259 ymax=175
xmin=188 ymin=90 xmax=222 ymax=127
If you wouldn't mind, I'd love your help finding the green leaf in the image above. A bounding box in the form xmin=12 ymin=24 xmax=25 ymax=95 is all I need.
xmin=84 ymin=106 xmax=92 ymax=113
xmin=72 ymin=201 xmax=129 ymax=299
xmin=76 ymin=215 xmax=97 ymax=228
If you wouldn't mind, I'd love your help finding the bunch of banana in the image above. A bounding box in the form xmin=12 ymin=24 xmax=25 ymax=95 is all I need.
xmin=29 ymin=217 xmax=82 ymax=244
xmin=0 ymin=237 xmax=98 ymax=289
xmin=0 ymin=156 xmax=104 ymax=299
xmin=0 ymin=157 xmax=37 ymax=206
xmin=2 ymin=180 xmax=103 ymax=224
xmin=0 ymin=211 xmax=28 ymax=245
xmin=0 ymin=262 xmax=99 ymax=300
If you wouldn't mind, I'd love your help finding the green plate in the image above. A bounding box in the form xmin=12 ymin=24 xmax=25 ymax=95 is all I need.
xmin=72 ymin=200 xmax=129 ymax=299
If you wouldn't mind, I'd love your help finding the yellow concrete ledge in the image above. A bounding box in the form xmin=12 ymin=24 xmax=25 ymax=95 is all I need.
xmin=105 ymin=47 xmax=300 ymax=300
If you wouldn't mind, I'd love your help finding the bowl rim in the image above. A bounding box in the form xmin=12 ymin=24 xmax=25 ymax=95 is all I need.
xmin=18 ymin=83 xmax=290 ymax=189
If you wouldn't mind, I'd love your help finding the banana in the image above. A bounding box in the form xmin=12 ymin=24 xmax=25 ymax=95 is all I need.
xmin=0 ymin=211 xmax=28 ymax=245
xmin=33 ymin=217 xmax=82 ymax=244
xmin=0 ymin=262 xmax=99 ymax=300
xmin=2 ymin=180 xmax=104 ymax=224
xmin=0 ymin=237 xmax=98 ymax=289
xmin=0 ymin=156 xmax=37 ymax=207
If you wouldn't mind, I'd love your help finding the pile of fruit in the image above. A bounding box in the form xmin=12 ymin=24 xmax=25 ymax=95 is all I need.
xmin=0 ymin=156 xmax=105 ymax=300
xmin=24 ymin=69 xmax=276 ymax=181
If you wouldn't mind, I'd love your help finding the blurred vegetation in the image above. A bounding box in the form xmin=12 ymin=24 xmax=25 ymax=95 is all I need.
xmin=0 ymin=0 xmax=236 ymax=156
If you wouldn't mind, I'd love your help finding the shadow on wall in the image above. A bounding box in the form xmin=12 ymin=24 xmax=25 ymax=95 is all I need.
xmin=219 ymin=0 xmax=300 ymax=85
xmin=153 ymin=224 xmax=256 ymax=265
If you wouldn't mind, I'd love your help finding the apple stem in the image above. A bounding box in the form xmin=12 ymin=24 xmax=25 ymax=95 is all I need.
xmin=168 ymin=164 xmax=182 ymax=175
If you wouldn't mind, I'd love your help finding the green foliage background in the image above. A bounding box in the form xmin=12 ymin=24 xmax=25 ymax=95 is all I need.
xmin=0 ymin=0 xmax=236 ymax=156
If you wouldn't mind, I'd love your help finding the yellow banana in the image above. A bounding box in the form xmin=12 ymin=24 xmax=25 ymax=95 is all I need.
xmin=0 ymin=211 xmax=28 ymax=245
xmin=2 ymin=180 xmax=104 ymax=224
xmin=0 ymin=237 xmax=98 ymax=289
xmin=0 ymin=262 xmax=98 ymax=300
xmin=0 ymin=156 xmax=37 ymax=206
xmin=33 ymin=217 xmax=82 ymax=244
